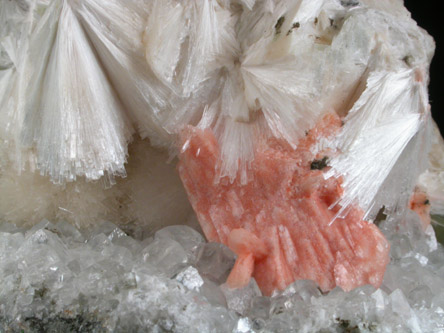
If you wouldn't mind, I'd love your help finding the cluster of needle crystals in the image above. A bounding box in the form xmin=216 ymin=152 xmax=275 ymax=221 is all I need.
xmin=1 ymin=0 xmax=434 ymax=188
xmin=0 ymin=217 xmax=443 ymax=332
xmin=1 ymin=0 xmax=444 ymax=331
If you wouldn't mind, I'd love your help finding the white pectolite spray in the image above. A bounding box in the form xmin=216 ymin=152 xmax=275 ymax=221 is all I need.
xmin=0 ymin=0 xmax=441 ymax=231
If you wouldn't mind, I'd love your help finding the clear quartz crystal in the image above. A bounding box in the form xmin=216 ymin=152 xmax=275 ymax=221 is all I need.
xmin=200 ymin=278 xmax=228 ymax=307
xmin=195 ymin=242 xmax=236 ymax=284
xmin=221 ymin=279 xmax=262 ymax=316
xmin=154 ymin=225 xmax=205 ymax=260
xmin=175 ymin=266 xmax=204 ymax=291
xmin=141 ymin=237 xmax=189 ymax=277
xmin=234 ymin=317 xmax=254 ymax=333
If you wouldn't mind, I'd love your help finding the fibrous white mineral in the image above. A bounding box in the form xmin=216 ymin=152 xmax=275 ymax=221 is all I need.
xmin=1 ymin=0 xmax=444 ymax=331
xmin=0 ymin=0 xmax=439 ymax=228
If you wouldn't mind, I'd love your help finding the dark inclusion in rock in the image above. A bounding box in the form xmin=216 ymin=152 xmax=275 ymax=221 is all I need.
xmin=310 ymin=156 xmax=329 ymax=170
xmin=340 ymin=0 xmax=360 ymax=7
xmin=0 ymin=315 xmax=106 ymax=333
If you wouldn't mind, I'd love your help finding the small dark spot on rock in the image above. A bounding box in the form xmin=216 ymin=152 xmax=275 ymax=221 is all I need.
xmin=287 ymin=22 xmax=300 ymax=35
xmin=23 ymin=314 xmax=106 ymax=332
xmin=310 ymin=156 xmax=329 ymax=170
xmin=402 ymin=55 xmax=413 ymax=66
xmin=374 ymin=206 xmax=387 ymax=226
xmin=275 ymin=16 xmax=285 ymax=35
xmin=369 ymin=323 xmax=378 ymax=331
xmin=252 ymin=318 xmax=265 ymax=330
xmin=318 ymin=287 xmax=328 ymax=295
xmin=424 ymin=199 xmax=430 ymax=205
xmin=314 ymin=17 xmax=318 ymax=25
xmin=35 ymin=287 xmax=49 ymax=299
xmin=273 ymin=307 xmax=284 ymax=315
xmin=336 ymin=318 xmax=359 ymax=332
xmin=340 ymin=0 xmax=360 ymax=7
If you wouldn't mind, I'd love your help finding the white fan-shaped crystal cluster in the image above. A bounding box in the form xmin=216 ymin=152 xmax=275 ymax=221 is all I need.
xmin=0 ymin=0 xmax=440 ymax=225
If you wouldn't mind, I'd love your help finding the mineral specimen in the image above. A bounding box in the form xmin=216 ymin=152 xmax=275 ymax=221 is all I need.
xmin=1 ymin=0 xmax=444 ymax=331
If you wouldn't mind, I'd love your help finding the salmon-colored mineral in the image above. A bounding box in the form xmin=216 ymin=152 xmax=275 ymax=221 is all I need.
xmin=178 ymin=114 xmax=390 ymax=296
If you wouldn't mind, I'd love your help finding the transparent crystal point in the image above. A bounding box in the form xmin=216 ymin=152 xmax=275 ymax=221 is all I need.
xmin=141 ymin=237 xmax=188 ymax=277
xmin=195 ymin=242 xmax=236 ymax=284
xmin=221 ymin=279 xmax=262 ymax=316
xmin=155 ymin=225 xmax=205 ymax=260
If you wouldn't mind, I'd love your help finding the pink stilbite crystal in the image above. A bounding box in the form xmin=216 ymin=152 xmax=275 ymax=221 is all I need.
xmin=178 ymin=114 xmax=390 ymax=296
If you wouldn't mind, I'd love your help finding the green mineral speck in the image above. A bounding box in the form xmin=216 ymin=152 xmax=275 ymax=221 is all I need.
xmin=310 ymin=156 xmax=329 ymax=170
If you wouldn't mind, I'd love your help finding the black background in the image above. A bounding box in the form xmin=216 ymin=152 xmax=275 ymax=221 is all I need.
xmin=404 ymin=0 xmax=444 ymax=134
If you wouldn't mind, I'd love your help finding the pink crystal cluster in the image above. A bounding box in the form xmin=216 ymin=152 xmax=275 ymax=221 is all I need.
xmin=179 ymin=114 xmax=390 ymax=295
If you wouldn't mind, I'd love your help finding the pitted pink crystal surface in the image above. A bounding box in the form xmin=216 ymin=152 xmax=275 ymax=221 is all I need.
xmin=178 ymin=114 xmax=390 ymax=296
